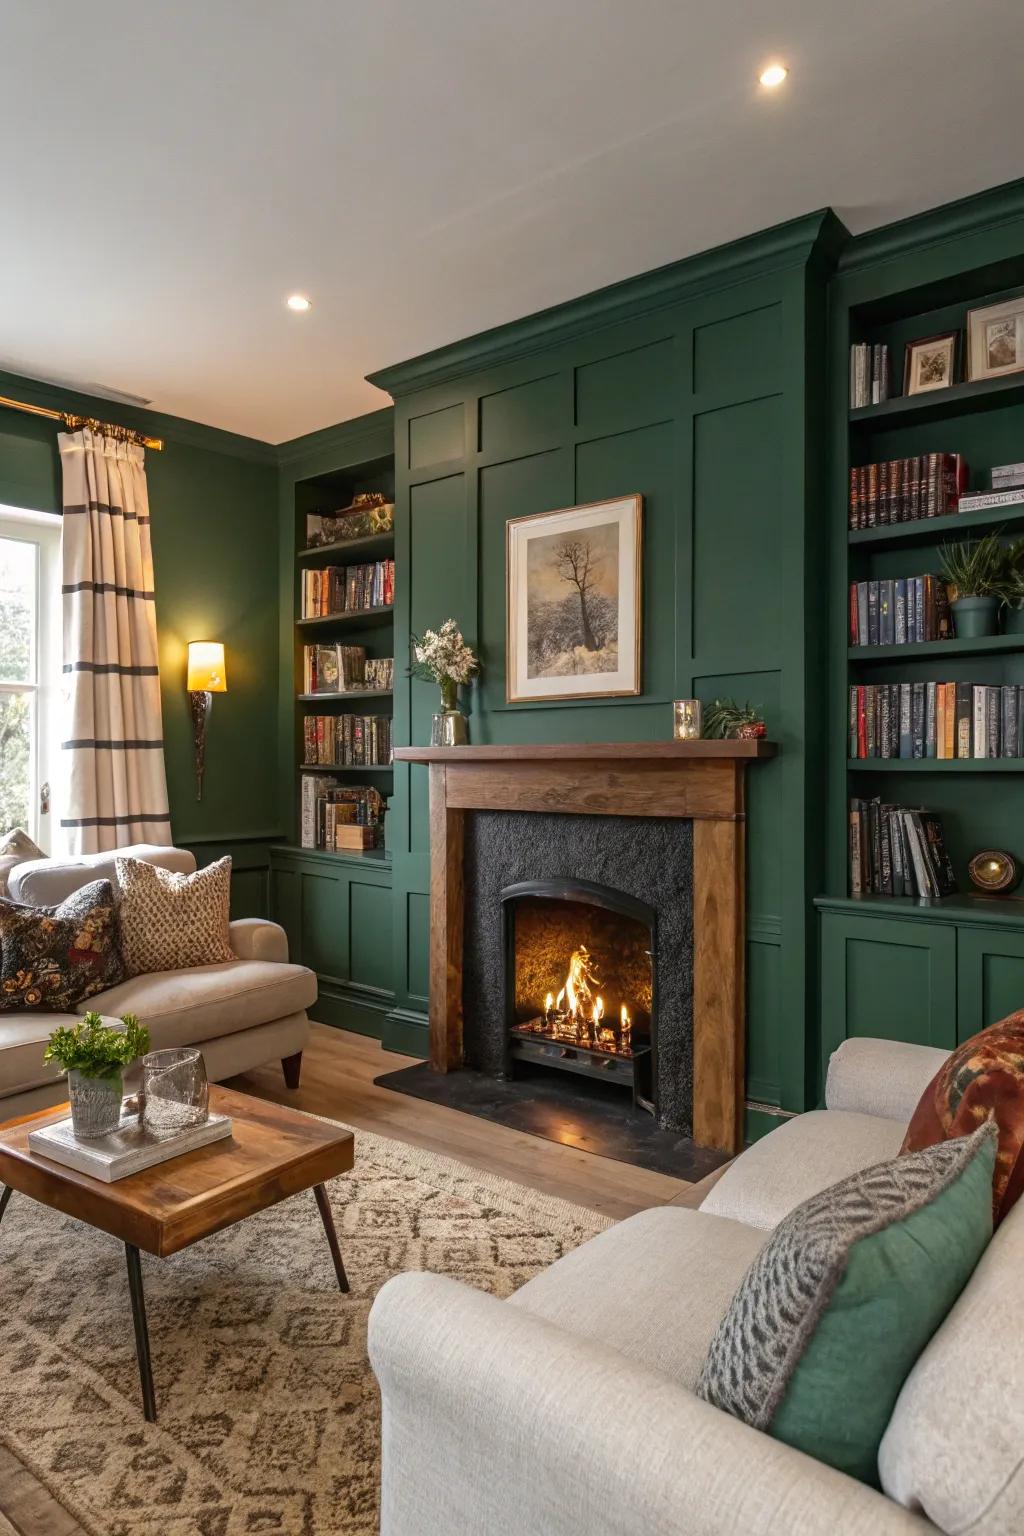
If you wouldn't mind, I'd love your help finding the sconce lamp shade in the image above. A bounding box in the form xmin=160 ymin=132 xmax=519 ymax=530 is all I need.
xmin=187 ymin=641 xmax=227 ymax=693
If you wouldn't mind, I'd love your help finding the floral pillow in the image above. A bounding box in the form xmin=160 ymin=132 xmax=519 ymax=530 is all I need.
xmin=0 ymin=879 xmax=124 ymax=1012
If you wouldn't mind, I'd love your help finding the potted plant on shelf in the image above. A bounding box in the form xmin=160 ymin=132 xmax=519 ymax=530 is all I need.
xmin=997 ymin=539 xmax=1024 ymax=635
xmin=43 ymin=1012 xmax=150 ymax=1139
xmin=938 ymin=534 xmax=1004 ymax=638
xmin=702 ymin=698 xmax=767 ymax=740
xmin=410 ymin=620 xmax=480 ymax=746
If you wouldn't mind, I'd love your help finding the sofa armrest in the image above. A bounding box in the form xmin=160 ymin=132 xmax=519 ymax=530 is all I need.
xmin=369 ymin=1272 xmax=937 ymax=1536
xmin=228 ymin=918 xmax=289 ymax=964
xmin=825 ymin=1037 xmax=949 ymax=1123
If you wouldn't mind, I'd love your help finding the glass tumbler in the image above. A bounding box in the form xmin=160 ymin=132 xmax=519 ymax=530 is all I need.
xmin=673 ymin=699 xmax=703 ymax=740
xmin=142 ymin=1048 xmax=209 ymax=1133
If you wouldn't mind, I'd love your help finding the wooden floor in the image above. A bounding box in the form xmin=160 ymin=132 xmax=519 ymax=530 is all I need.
xmin=1 ymin=1024 xmax=722 ymax=1535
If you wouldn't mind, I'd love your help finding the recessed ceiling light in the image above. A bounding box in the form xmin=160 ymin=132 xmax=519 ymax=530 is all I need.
xmin=759 ymin=63 xmax=788 ymax=88
xmin=286 ymin=294 xmax=312 ymax=313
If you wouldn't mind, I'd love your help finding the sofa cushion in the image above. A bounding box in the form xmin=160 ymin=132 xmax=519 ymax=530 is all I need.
xmin=0 ymin=1013 xmax=74 ymax=1097
xmin=79 ymin=960 xmax=317 ymax=1048
xmin=8 ymin=844 xmax=196 ymax=907
xmin=116 ymin=855 xmax=234 ymax=976
xmin=0 ymin=879 xmax=124 ymax=1013
xmin=511 ymin=1205 xmax=768 ymax=1389
xmin=901 ymin=1013 xmax=1024 ymax=1225
xmin=700 ymin=1109 xmax=906 ymax=1230
xmin=826 ymin=1037 xmax=951 ymax=1122
xmin=879 ymin=1195 xmax=1024 ymax=1534
xmin=698 ymin=1126 xmax=995 ymax=1487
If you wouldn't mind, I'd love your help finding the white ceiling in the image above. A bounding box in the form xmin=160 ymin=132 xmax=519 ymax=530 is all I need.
xmin=2 ymin=0 xmax=1022 ymax=444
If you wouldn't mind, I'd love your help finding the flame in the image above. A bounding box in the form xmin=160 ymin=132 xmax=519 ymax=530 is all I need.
xmin=529 ymin=945 xmax=639 ymax=1057
xmin=544 ymin=992 xmax=554 ymax=1014
xmin=592 ymin=995 xmax=604 ymax=1026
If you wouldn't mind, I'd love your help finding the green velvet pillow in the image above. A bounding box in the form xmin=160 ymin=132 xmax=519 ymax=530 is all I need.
xmin=696 ymin=1123 xmax=995 ymax=1485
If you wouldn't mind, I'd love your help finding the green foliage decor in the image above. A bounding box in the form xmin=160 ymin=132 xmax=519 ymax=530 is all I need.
xmin=996 ymin=540 xmax=1024 ymax=609
xmin=703 ymin=697 xmax=767 ymax=740
xmin=43 ymin=1011 xmax=149 ymax=1082
xmin=938 ymin=534 xmax=1004 ymax=600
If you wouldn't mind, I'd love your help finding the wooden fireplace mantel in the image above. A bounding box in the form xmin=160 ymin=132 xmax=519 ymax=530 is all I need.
xmin=394 ymin=740 xmax=777 ymax=1154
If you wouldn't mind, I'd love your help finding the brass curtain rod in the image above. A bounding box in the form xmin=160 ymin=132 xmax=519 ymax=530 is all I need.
xmin=0 ymin=393 xmax=163 ymax=451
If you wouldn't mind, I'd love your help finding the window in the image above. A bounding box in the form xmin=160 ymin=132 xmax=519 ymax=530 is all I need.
xmin=0 ymin=507 xmax=61 ymax=850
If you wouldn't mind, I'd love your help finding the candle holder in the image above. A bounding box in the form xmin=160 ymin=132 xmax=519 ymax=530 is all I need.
xmin=673 ymin=699 xmax=703 ymax=740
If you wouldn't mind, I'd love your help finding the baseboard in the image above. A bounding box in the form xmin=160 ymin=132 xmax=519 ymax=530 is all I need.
xmin=311 ymin=979 xmax=393 ymax=1039
xmin=382 ymin=1007 xmax=429 ymax=1058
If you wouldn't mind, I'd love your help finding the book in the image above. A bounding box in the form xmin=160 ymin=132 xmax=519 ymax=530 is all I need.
xmin=955 ymin=683 xmax=973 ymax=758
xmin=957 ymin=488 xmax=1024 ymax=514
xmin=29 ymin=1110 xmax=232 ymax=1182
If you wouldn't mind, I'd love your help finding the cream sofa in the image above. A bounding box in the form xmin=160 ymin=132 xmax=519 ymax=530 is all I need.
xmin=0 ymin=844 xmax=315 ymax=1122
xmin=369 ymin=1037 xmax=1023 ymax=1536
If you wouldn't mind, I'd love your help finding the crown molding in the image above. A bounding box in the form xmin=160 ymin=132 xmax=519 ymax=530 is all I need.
xmin=837 ymin=176 xmax=1024 ymax=276
xmin=367 ymin=209 xmax=847 ymax=399
xmin=0 ymin=367 xmax=277 ymax=465
xmin=274 ymin=406 xmax=394 ymax=473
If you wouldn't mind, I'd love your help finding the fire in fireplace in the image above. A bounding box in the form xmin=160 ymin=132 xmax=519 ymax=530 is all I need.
xmin=501 ymin=878 xmax=656 ymax=1113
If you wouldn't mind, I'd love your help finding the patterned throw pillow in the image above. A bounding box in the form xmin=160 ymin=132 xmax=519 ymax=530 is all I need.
xmin=901 ymin=1014 xmax=1024 ymax=1226
xmin=697 ymin=1125 xmax=995 ymax=1486
xmin=115 ymin=856 xmax=234 ymax=977
xmin=0 ymin=878 xmax=124 ymax=1012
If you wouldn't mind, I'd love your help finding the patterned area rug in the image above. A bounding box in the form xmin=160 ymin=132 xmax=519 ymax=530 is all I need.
xmin=0 ymin=1122 xmax=610 ymax=1535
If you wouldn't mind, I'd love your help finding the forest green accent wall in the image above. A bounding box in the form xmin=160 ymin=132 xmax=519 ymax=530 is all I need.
xmin=376 ymin=211 xmax=842 ymax=1118
xmin=0 ymin=367 xmax=281 ymax=881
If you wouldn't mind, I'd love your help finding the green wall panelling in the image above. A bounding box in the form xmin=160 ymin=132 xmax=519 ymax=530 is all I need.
xmin=269 ymin=847 xmax=394 ymax=1037
xmin=377 ymin=213 xmax=840 ymax=1098
xmin=0 ymin=367 xmax=280 ymax=850
xmin=183 ymin=835 xmax=280 ymax=921
xmin=819 ymin=909 xmax=957 ymax=1071
xmin=956 ymin=926 xmax=1024 ymax=1040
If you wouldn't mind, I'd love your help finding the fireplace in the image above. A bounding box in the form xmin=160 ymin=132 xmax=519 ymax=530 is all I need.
xmin=502 ymin=878 xmax=656 ymax=1112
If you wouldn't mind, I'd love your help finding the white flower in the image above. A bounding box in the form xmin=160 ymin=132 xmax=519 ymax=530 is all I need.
xmin=412 ymin=620 xmax=480 ymax=685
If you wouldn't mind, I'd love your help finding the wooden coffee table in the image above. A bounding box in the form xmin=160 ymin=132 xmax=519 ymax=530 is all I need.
xmin=0 ymin=1085 xmax=355 ymax=1423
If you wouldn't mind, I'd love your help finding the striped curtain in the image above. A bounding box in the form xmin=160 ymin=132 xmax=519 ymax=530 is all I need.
xmin=58 ymin=428 xmax=171 ymax=854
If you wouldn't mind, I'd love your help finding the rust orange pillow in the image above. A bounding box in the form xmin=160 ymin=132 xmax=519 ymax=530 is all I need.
xmin=901 ymin=1014 xmax=1024 ymax=1225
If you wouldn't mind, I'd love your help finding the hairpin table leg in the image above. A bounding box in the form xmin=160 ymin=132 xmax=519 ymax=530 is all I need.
xmin=0 ymin=1185 xmax=13 ymax=1230
xmin=312 ymin=1183 xmax=350 ymax=1293
xmin=125 ymin=1243 xmax=157 ymax=1422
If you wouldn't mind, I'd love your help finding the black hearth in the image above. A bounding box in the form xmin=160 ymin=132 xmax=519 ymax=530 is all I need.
xmin=502 ymin=878 xmax=656 ymax=1113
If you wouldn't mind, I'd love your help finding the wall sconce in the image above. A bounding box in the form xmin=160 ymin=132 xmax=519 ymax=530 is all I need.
xmin=187 ymin=641 xmax=227 ymax=801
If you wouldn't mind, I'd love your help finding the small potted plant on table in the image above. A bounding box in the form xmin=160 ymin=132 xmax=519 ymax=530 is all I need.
xmin=939 ymin=534 xmax=1005 ymax=638
xmin=997 ymin=540 xmax=1024 ymax=635
xmin=43 ymin=1012 xmax=150 ymax=1139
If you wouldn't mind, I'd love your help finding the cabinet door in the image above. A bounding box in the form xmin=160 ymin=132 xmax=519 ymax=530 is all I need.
xmin=956 ymin=927 xmax=1024 ymax=1042
xmin=820 ymin=913 xmax=957 ymax=1077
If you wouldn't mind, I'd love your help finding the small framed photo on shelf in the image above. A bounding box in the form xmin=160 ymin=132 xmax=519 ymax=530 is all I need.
xmin=903 ymin=331 xmax=959 ymax=395
xmin=967 ymin=295 xmax=1024 ymax=382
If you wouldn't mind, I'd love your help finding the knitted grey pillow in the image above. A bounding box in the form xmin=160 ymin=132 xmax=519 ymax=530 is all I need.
xmin=696 ymin=1124 xmax=996 ymax=1484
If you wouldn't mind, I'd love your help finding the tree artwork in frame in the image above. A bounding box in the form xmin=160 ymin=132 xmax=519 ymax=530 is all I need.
xmin=506 ymin=495 xmax=643 ymax=703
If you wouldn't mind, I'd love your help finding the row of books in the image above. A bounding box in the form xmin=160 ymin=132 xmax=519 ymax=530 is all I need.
xmin=848 ymin=454 xmax=967 ymax=528
xmin=300 ymin=560 xmax=395 ymax=618
xmin=304 ymin=495 xmax=394 ymax=550
xmin=849 ymin=577 xmax=951 ymax=647
xmin=849 ymin=799 xmax=956 ymax=899
xmin=300 ymin=777 xmax=385 ymax=851
xmin=849 ymin=343 xmax=891 ymax=408
xmin=849 ymin=682 xmax=1024 ymax=760
xmin=302 ymin=645 xmax=394 ymax=694
xmin=303 ymin=714 xmax=393 ymax=767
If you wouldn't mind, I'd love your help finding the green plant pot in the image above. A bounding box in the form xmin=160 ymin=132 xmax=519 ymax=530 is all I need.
xmin=951 ymin=596 xmax=999 ymax=639
xmin=1002 ymin=604 xmax=1024 ymax=635
xmin=68 ymin=1069 xmax=123 ymax=1139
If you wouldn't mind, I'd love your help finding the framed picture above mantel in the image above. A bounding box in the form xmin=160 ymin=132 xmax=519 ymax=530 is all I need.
xmin=505 ymin=494 xmax=643 ymax=704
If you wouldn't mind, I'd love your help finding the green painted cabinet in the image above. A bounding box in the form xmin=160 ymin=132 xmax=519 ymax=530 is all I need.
xmin=957 ymin=927 xmax=1024 ymax=1041
xmin=819 ymin=899 xmax=1024 ymax=1074
xmin=270 ymin=846 xmax=394 ymax=1036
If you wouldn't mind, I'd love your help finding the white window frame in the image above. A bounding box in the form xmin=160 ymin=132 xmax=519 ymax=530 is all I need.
xmin=0 ymin=505 xmax=62 ymax=851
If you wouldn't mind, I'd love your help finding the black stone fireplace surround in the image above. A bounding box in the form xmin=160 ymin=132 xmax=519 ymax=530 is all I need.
xmin=462 ymin=811 xmax=694 ymax=1134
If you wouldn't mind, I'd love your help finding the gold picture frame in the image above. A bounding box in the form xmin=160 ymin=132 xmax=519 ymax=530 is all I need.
xmin=506 ymin=494 xmax=643 ymax=704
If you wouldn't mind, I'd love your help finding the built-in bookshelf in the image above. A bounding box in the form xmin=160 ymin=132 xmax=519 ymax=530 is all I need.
xmin=827 ymin=240 xmax=1024 ymax=981
xmin=288 ymin=446 xmax=396 ymax=862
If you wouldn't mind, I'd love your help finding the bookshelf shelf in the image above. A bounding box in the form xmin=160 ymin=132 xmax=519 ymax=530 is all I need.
xmin=297 ymin=531 xmax=395 ymax=564
xmin=299 ymin=761 xmax=393 ymax=773
xmin=847 ymin=758 xmax=1024 ymax=773
xmin=296 ymin=605 xmax=394 ymax=629
xmin=848 ymin=635 xmax=1024 ymax=663
xmin=298 ymin=690 xmax=393 ymax=702
xmin=849 ymin=502 xmax=1024 ymax=549
xmin=815 ymin=892 xmax=1024 ymax=933
xmin=271 ymin=842 xmax=392 ymax=868
xmin=849 ymin=372 xmax=1024 ymax=429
